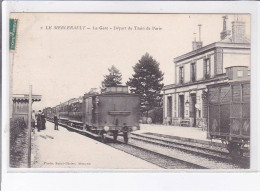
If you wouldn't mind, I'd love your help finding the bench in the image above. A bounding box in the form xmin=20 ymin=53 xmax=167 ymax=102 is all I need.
xmin=172 ymin=118 xmax=181 ymax=126
xmin=180 ymin=119 xmax=190 ymax=127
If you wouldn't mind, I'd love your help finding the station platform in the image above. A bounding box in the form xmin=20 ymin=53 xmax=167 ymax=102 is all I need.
xmin=31 ymin=121 xmax=160 ymax=169
xmin=133 ymin=124 xmax=222 ymax=146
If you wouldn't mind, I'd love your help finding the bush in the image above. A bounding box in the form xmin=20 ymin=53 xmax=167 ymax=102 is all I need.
xmin=10 ymin=117 xmax=28 ymax=168
xmin=148 ymin=107 xmax=163 ymax=124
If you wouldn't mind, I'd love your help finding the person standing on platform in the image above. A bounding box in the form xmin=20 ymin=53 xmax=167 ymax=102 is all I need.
xmin=37 ymin=110 xmax=42 ymax=132
xmin=31 ymin=110 xmax=36 ymax=133
xmin=41 ymin=111 xmax=46 ymax=130
xmin=54 ymin=114 xmax=59 ymax=130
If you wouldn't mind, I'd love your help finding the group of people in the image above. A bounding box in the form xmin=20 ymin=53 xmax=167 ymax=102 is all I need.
xmin=32 ymin=110 xmax=46 ymax=132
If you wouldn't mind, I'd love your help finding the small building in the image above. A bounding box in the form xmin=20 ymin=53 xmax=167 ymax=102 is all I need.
xmin=12 ymin=94 xmax=42 ymax=125
xmin=163 ymin=16 xmax=250 ymax=128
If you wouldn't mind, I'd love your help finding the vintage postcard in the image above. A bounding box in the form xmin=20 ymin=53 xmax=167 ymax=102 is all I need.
xmin=2 ymin=0 xmax=260 ymax=191
xmin=7 ymin=12 xmax=252 ymax=171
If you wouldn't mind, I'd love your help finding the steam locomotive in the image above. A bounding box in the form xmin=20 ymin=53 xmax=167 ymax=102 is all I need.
xmin=43 ymin=86 xmax=140 ymax=143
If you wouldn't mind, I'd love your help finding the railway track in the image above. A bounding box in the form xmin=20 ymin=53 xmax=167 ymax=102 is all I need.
xmin=113 ymin=136 xmax=245 ymax=169
xmin=142 ymin=133 xmax=228 ymax=153
xmin=107 ymin=142 xmax=207 ymax=169
xmin=131 ymin=133 xmax=230 ymax=160
xmin=47 ymin=120 xmax=249 ymax=169
xmin=129 ymin=133 xmax=250 ymax=169
xmin=146 ymin=132 xmax=251 ymax=159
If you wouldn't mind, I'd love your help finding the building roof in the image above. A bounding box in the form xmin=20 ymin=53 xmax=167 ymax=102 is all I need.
xmin=12 ymin=94 xmax=42 ymax=102
xmin=174 ymin=41 xmax=250 ymax=63
xmin=219 ymin=34 xmax=250 ymax=44
xmin=163 ymin=74 xmax=228 ymax=91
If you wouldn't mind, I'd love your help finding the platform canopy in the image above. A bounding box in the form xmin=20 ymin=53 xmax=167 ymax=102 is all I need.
xmin=12 ymin=94 xmax=42 ymax=103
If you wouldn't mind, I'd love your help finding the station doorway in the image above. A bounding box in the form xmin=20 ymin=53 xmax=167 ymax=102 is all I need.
xmin=179 ymin=95 xmax=184 ymax=119
xmin=190 ymin=93 xmax=197 ymax=127
xmin=167 ymin=96 xmax=172 ymax=118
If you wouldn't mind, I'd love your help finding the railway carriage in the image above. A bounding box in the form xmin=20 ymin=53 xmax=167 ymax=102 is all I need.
xmin=83 ymin=86 xmax=140 ymax=143
xmin=54 ymin=104 xmax=60 ymax=121
xmin=207 ymin=66 xmax=250 ymax=156
xmin=48 ymin=106 xmax=57 ymax=122
xmin=68 ymin=96 xmax=84 ymax=128
xmin=43 ymin=106 xmax=58 ymax=122
xmin=59 ymin=100 xmax=70 ymax=125
xmin=43 ymin=107 xmax=52 ymax=120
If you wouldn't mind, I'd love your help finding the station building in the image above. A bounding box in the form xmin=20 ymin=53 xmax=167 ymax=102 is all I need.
xmin=12 ymin=94 xmax=42 ymax=126
xmin=163 ymin=16 xmax=250 ymax=128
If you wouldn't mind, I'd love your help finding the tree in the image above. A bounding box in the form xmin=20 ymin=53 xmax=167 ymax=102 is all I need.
xmin=101 ymin=65 xmax=122 ymax=89
xmin=127 ymin=53 xmax=164 ymax=114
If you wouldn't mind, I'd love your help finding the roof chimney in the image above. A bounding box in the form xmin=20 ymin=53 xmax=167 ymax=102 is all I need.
xmin=232 ymin=19 xmax=246 ymax=43
xmin=220 ymin=15 xmax=231 ymax=40
xmin=198 ymin=24 xmax=202 ymax=41
xmin=193 ymin=33 xmax=197 ymax=41
xmin=192 ymin=24 xmax=203 ymax=51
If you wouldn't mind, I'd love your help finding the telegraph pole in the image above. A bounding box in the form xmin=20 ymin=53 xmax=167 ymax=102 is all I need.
xmin=28 ymin=85 xmax=32 ymax=168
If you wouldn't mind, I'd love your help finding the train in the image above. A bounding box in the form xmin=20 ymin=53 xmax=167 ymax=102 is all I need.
xmin=207 ymin=66 xmax=250 ymax=156
xmin=43 ymin=86 xmax=140 ymax=143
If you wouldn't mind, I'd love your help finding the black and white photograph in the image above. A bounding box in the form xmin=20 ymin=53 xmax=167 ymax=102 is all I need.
xmin=2 ymin=0 xmax=260 ymax=191
xmin=7 ymin=12 xmax=252 ymax=170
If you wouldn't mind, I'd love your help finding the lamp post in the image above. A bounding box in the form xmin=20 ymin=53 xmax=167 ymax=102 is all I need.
xmin=28 ymin=85 xmax=32 ymax=168
xmin=185 ymin=99 xmax=189 ymax=107
xmin=201 ymin=89 xmax=208 ymax=122
xmin=202 ymin=90 xmax=208 ymax=101
xmin=144 ymin=101 xmax=149 ymax=117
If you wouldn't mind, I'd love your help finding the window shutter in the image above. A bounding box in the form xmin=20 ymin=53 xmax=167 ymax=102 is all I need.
xmin=203 ymin=59 xmax=206 ymax=79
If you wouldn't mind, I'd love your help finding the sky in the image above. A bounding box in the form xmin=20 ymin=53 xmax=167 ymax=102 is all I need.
xmin=10 ymin=13 xmax=250 ymax=110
